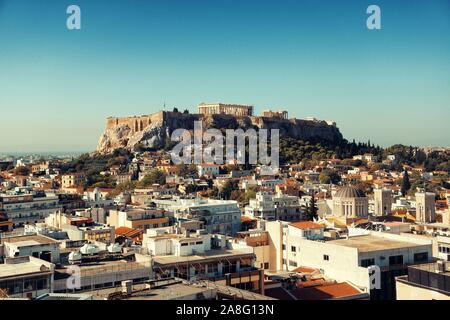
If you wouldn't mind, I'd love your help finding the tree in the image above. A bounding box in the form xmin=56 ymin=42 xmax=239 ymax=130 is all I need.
xmin=109 ymin=181 xmax=137 ymax=198
xmin=13 ymin=166 xmax=30 ymax=176
xmin=175 ymin=164 xmax=197 ymax=177
xmin=319 ymin=169 xmax=341 ymax=185
xmin=305 ymin=193 xmax=318 ymax=221
xmin=207 ymin=187 xmax=219 ymax=198
xmin=220 ymin=180 xmax=239 ymax=200
xmin=401 ymin=170 xmax=411 ymax=196
xmin=137 ymin=169 xmax=166 ymax=187
xmin=319 ymin=171 xmax=331 ymax=184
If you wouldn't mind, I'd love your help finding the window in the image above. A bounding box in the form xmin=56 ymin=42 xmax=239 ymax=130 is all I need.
xmin=207 ymin=263 xmax=218 ymax=274
xmin=289 ymin=260 xmax=298 ymax=267
xmin=180 ymin=243 xmax=188 ymax=246
xmin=323 ymin=255 xmax=329 ymax=261
xmin=291 ymin=246 xmax=296 ymax=252
xmin=414 ymin=252 xmax=428 ymax=262
xmin=195 ymin=241 xmax=203 ymax=245
xmin=438 ymin=245 xmax=450 ymax=254
xmin=282 ymin=244 xmax=286 ymax=251
xmin=389 ymin=255 xmax=403 ymax=266
xmin=361 ymin=258 xmax=375 ymax=268
xmin=264 ymin=262 xmax=269 ymax=269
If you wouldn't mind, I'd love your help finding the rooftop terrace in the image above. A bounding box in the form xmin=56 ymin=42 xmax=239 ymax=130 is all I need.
xmin=329 ymin=234 xmax=427 ymax=252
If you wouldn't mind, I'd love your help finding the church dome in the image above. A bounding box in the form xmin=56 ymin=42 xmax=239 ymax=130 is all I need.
xmin=334 ymin=186 xmax=366 ymax=198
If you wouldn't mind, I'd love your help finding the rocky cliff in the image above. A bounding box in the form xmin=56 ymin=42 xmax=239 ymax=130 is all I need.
xmin=96 ymin=111 xmax=344 ymax=154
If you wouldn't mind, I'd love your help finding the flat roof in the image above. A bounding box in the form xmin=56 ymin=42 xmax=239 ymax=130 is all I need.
xmin=89 ymin=282 xmax=214 ymax=300
xmin=1 ymin=235 xmax=59 ymax=246
xmin=153 ymin=249 xmax=254 ymax=265
xmin=0 ymin=259 xmax=53 ymax=279
xmin=329 ymin=235 xmax=426 ymax=252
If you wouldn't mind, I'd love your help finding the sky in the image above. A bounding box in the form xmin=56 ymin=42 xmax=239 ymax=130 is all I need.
xmin=0 ymin=0 xmax=449 ymax=153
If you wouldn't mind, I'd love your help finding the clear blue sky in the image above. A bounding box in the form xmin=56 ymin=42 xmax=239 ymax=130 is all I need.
xmin=0 ymin=0 xmax=449 ymax=152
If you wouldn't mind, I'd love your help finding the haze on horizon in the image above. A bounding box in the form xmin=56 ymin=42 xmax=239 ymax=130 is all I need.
xmin=0 ymin=0 xmax=449 ymax=153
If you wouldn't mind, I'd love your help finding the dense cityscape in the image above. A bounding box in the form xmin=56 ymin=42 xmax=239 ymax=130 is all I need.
xmin=1 ymin=103 xmax=449 ymax=301
xmin=1 ymin=1 xmax=449 ymax=314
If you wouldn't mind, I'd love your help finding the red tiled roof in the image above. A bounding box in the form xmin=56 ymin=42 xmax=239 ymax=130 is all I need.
xmin=292 ymin=282 xmax=363 ymax=300
xmin=115 ymin=227 xmax=143 ymax=239
xmin=289 ymin=221 xmax=324 ymax=230
xmin=241 ymin=216 xmax=256 ymax=222
xmin=115 ymin=226 xmax=134 ymax=235
xmin=296 ymin=278 xmax=327 ymax=288
xmin=291 ymin=266 xmax=317 ymax=274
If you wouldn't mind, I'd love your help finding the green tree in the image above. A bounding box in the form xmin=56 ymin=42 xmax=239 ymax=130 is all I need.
xmin=401 ymin=170 xmax=411 ymax=196
xmin=137 ymin=169 xmax=166 ymax=187
xmin=305 ymin=193 xmax=318 ymax=221
xmin=175 ymin=164 xmax=197 ymax=177
xmin=220 ymin=180 xmax=239 ymax=200
xmin=319 ymin=169 xmax=341 ymax=184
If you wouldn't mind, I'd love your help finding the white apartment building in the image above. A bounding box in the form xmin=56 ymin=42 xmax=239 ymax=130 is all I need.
xmin=0 ymin=193 xmax=61 ymax=227
xmin=245 ymin=192 xmax=276 ymax=221
xmin=197 ymin=164 xmax=220 ymax=177
xmin=245 ymin=192 xmax=303 ymax=222
xmin=1 ymin=234 xmax=61 ymax=263
xmin=273 ymin=193 xmax=304 ymax=221
xmin=83 ymin=188 xmax=114 ymax=208
xmin=153 ymin=197 xmax=242 ymax=235
xmin=266 ymin=221 xmax=433 ymax=299
xmin=143 ymin=228 xmax=212 ymax=257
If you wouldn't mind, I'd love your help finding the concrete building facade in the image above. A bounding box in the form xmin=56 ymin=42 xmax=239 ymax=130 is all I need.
xmin=373 ymin=188 xmax=393 ymax=216
xmin=415 ymin=191 xmax=436 ymax=223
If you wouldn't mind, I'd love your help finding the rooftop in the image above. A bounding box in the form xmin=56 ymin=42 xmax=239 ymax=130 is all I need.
xmin=1 ymin=234 xmax=59 ymax=246
xmin=153 ymin=248 xmax=254 ymax=266
xmin=291 ymin=282 xmax=366 ymax=300
xmin=88 ymin=280 xmax=216 ymax=300
xmin=289 ymin=221 xmax=324 ymax=230
xmin=329 ymin=234 xmax=427 ymax=252
xmin=0 ymin=257 xmax=53 ymax=279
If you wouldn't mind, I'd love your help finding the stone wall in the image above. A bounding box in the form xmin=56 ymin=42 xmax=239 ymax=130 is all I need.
xmin=106 ymin=111 xmax=166 ymax=133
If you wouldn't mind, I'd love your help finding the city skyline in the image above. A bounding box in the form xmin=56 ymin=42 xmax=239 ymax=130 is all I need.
xmin=1 ymin=0 xmax=449 ymax=152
